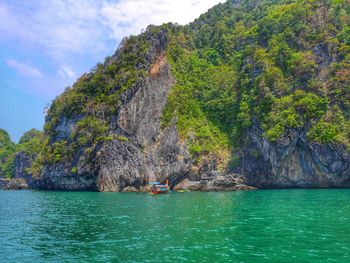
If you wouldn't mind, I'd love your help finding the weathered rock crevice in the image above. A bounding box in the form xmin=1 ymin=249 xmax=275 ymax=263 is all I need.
xmin=242 ymin=124 xmax=350 ymax=188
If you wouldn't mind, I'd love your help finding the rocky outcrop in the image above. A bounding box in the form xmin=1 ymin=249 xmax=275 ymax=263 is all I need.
xmin=40 ymin=32 xmax=233 ymax=192
xmin=0 ymin=151 xmax=38 ymax=190
xmin=38 ymin=1 xmax=350 ymax=192
xmin=122 ymin=186 xmax=139 ymax=192
xmin=0 ymin=178 xmax=7 ymax=189
xmin=39 ymin=34 xmax=350 ymax=192
xmin=95 ymin=57 xmax=193 ymax=192
xmin=13 ymin=152 xmax=36 ymax=187
xmin=174 ymin=174 xmax=256 ymax=191
xmin=41 ymin=163 xmax=96 ymax=191
xmin=242 ymin=124 xmax=350 ymax=188
xmin=0 ymin=178 xmax=29 ymax=190
xmin=40 ymin=30 xmax=199 ymax=191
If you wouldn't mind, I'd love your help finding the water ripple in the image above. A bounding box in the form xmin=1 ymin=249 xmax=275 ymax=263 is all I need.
xmin=1 ymin=189 xmax=350 ymax=262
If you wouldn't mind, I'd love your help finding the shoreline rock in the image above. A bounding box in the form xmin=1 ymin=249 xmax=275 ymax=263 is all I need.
xmin=174 ymin=174 xmax=256 ymax=192
xmin=0 ymin=178 xmax=29 ymax=190
xmin=122 ymin=186 xmax=139 ymax=192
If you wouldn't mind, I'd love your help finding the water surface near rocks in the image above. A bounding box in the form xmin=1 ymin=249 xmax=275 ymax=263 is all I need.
xmin=1 ymin=189 xmax=350 ymax=262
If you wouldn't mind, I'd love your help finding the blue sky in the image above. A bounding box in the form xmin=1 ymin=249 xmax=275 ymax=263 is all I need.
xmin=0 ymin=0 xmax=223 ymax=142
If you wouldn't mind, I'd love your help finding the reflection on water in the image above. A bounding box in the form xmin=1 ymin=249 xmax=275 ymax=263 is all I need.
xmin=1 ymin=189 xmax=350 ymax=262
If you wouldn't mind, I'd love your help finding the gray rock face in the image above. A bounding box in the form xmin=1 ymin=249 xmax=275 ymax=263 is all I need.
xmin=42 ymin=163 xmax=96 ymax=191
xmin=0 ymin=178 xmax=7 ymax=189
xmin=96 ymin=139 xmax=148 ymax=192
xmin=96 ymin=58 xmax=192 ymax=191
xmin=4 ymin=151 xmax=40 ymax=189
xmin=51 ymin=116 xmax=80 ymax=142
xmin=41 ymin=35 xmax=196 ymax=191
xmin=122 ymin=186 xmax=139 ymax=192
xmin=13 ymin=152 xmax=35 ymax=186
xmin=0 ymin=178 xmax=29 ymax=190
xmin=174 ymin=174 xmax=256 ymax=191
xmin=96 ymin=120 xmax=193 ymax=191
xmin=118 ymin=54 xmax=171 ymax=143
xmin=242 ymin=124 xmax=350 ymax=188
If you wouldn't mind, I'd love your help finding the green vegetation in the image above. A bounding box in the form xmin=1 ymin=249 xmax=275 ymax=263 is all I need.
xmin=162 ymin=0 xmax=350 ymax=155
xmin=23 ymin=0 xmax=350 ymax=175
xmin=0 ymin=129 xmax=44 ymax=178
xmin=0 ymin=129 xmax=16 ymax=178
xmin=71 ymin=167 xmax=77 ymax=174
xmin=307 ymin=106 xmax=350 ymax=146
xmin=116 ymin=135 xmax=129 ymax=142
xmin=162 ymin=47 xmax=235 ymax=165
xmin=264 ymin=90 xmax=329 ymax=141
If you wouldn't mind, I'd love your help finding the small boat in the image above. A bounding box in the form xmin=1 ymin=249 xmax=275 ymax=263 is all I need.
xmin=150 ymin=180 xmax=169 ymax=195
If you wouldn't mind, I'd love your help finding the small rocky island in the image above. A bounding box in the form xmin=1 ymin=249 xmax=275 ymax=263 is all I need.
xmin=2 ymin=0 xmax=350 ymax=191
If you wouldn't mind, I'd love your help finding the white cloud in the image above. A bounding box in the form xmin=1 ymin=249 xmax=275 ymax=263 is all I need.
xmin=0 ymin=0 xmax=223 ymax=96
xmin=100 ymin=0 xmax=224 ymax=39
xmin=6 ymin=59 xmax=43 ymax=78
xmin=58 ymin=65 xmax=76 ymax=79
xmin=0 ymin=1 xmax=106 ymax=61
xmin=0 ymin=0 xmax=223 ymax=60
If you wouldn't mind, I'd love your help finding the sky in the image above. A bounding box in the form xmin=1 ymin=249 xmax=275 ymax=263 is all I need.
xmin=0 ymin=0 xmax=223 ymax=142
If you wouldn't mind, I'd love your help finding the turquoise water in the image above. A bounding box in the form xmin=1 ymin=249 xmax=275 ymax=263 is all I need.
xmin=1 ymin=190 xmax=350 ymax=262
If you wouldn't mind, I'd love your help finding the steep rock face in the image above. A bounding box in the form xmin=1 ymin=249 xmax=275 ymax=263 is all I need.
xmin=42 ymin=163 xmax=96 ymax=190
xmin=41 ymin=46 xmax=244 ymax=191
xmin=242 ymin=125 xmax=350 ymax=188
xmin=13 ymin=152 xmax=35 ymax=187
xmin=39 ymin=0 xmax=350 ymax=191
xmin=41 ymin=114 xmax=95 ymax=190
xmin=42 ymin=55 xmax=200 ymax=191
xmin=40 ymin=30 xmax=200 ymax=191
xmin=96 ymin=56 xmax=193 ymax=191
xmin=237 ymin=3 xmax=350 ymax=188
xmin=96 ymin=119 xmax=192 ymax=192
xmin=0 ymin=150 xmax=34 ymax=190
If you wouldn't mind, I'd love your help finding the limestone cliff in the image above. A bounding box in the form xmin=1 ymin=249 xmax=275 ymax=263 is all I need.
xmin=243 ymin=125 xmax=350 ymax=188
xmin=35 ymin=0 xmax=350 ymax=191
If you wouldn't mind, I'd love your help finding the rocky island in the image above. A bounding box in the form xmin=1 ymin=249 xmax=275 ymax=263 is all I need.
xmin=1 ymin=0 xmax=350 ymax=191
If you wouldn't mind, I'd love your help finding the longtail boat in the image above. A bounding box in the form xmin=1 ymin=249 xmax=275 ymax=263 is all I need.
xmin=150 ymin=180 xmax=169 ymax=195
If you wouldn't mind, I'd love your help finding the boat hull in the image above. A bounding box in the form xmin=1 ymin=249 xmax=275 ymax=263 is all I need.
xmin=150 ymin=189 xmax=169 ymax=195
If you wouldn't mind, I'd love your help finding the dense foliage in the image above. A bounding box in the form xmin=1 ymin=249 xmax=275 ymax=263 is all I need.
xmin=162 ymin=0 xmax=350 ymax=155
xmin=0 ymin=129 xmax=43 ymax=178
xmin=27 ymin=0 xmax=350 ymax=175
xmin=0 ymin=129 xmax=16 ymax=178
